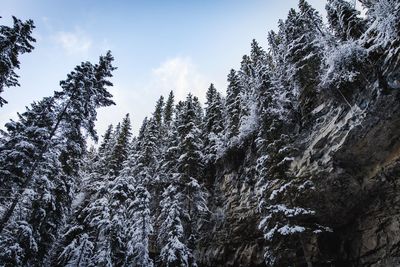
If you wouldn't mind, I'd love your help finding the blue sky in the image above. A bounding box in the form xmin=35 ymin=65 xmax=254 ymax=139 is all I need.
xmin=0 ymin=0 xmax=332 ymax=136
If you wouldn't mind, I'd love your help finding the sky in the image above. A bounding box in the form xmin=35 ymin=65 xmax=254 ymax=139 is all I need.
xmin=0 ymin=0 xmax=337 ymax=138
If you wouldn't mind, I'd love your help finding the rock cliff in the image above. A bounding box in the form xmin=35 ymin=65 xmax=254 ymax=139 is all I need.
xmin=199 ymin=84 xmax=400 ymax=266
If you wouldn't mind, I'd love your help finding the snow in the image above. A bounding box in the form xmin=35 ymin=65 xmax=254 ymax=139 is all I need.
xmin=71 ymin=192 xmax=86 ymax=210
xmin=269 ymin=204 xmax=315 ymax=217
xmin=321 ymin=41 xmax=368 ymax=88
xmin=277 ymin=225 xmax=305 ymax=235
xmin=269 ymin=182 xmax=292 ymax=200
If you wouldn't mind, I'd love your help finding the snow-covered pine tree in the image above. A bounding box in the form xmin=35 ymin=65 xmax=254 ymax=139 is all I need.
xmin=0 ymin=97 xmax=55 ymax=202
xmin=326 ymin=0 xmax=366 ymax=41
xmin=158 ymin=183 xmax=193 ymax=267
xmin=0 ymin=97 xmax=57 ymax=266
xmin=361 ymin=0 xmax=400 ymax=87
xmin=57 ymin=232 xmax=94 ymax=267
xmin=237 ymin=55 xmax=253 ymax=136
xmin=55 ymin=124 xmax=123 ymax=267
xmin=249 ymin=39 xmax=272 ymax=108
xmin=82 ymin=182 xmax=113 ymax=267
xmin=101 ymin=115 xmax=159 ymax=267
xmin=203 ymin=83 xmax=224 ymax=165
xmin=109 ymin=113 xmax=132 ymax=177
xmin=176 ymin=95 xmax=204 ymax=185
xmin=154 ymin=95 xmax=165 ymax=127
xmin=0 ymin=51 xmax=116 ymax=265
xmin=0 ymin=16 xmax=36 ymax=106
xmin=238 ymin=40 xmax=269 ymax=139
xmin=125 ymin=183 xmax=153 ymax=267
xmin=254 ymin=4 xmax=334 ymax=264
xmin=98 ymin=125 xmax=114 ymax=155
xmin=163 ymin=91 xmax=175 ymax=126
xmin=176 ymin=94 xmax=208 ymax=253
xmin=192 ymin=95 xmax=204 ymax=127
xmin=108 ymin=142 xmax=136 ymax=266
xmin=225 ymin=69 xmax=242 ymax=140
xmin=321 ymin=0 xmax=370 ymax=97
xmin=157 ymin=94 xmax=208 ymax=267
xmin=283 ymin=1 xmax=324 ymax=123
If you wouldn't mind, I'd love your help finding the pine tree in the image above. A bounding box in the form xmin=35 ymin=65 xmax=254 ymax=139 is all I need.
xmin=154 ymin=95 xmax=165 ymax=127
xmin=164 ymin=91 xmax=175 ymax=125
xmin=0 ymin=16 xmax=36 ymax=106
xmin=108 ymin=151 xmax=134 ymax=266
xmin=0 ymin=99 xmax=55 ymax=266
xmin=0 ymin=52 xmax=116 ymax=265
xmin=98 ymin=125 xmax=113 ymax=155
xmin=326 ymin=0 xmax=366 ymax=41
xmin=238 ymin=40 xmax=270 ymax=139
xmin=253 ymin=6 xmax=330 ymax=262
xmin=283 ymin=1 xmax=324 ymax=122
xmin=203 ymin=83 xmax=224 ymax=164
xmin=176 ymin=95 xmax=208 ymax=252
xmin=176 ymin=94 xmax=204 ymax=184
xmin=158 ymin=184 xmax=193 ymax=267
xmin=56 ymin=125 xmax=127 ymax=267
xmin=109 ymin=114 xmax=132 ymax=177
xmin=125 ymin=185 xmax=154 ymax=267
xmin=57 ymin=233 xmax=94 ymax=267
xmin=362 ymin=0 xmax=400 ymax=82
xmin=192 ymin=95 xmax=204 ymax=127
xmin=250 ymin=39 xmax=266 ymax=67
xmin=0 ymin=97 xmax=56 ymax=199
xmin=225 ymin=69 xmax=241 ymax=139
xmin=50 ymin=167 xmax=109 ymax=267
xmin=83 ymin=183 xmax=113 ymax=267
xmin=204 ymin=84 xmax=223 ymax=135
xmin=157 ymin=94 xmax=208 ymax=267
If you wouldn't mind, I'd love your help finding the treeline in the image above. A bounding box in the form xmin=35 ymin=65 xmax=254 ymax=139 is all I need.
xmin=0 ymin=0 xmax=399 ymax=266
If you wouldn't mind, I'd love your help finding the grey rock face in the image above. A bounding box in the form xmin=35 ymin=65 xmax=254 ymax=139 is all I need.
xmin=197 ymin=88 xmax=400 ymax=266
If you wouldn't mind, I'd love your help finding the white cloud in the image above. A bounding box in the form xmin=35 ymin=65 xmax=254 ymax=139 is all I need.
xmin=95 ymin=57 xmax=216 ymax=137
xmin=53 ymin=29 xmax=92 ymax=55
xmin=152 ymin=56 xmax=209 ymax=102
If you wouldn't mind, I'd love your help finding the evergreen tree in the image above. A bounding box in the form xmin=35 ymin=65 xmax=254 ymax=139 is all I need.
xmin=250 ymin=39 xmax=266 ymax=67
xmin=362 ymin=0 xmax=400 ymax=81
xmin=203 ymin=83 xmax=224 ymax=164
xmin=225 ymin=69 xmax=241 ymax=139
xmin=56 ymin=125 xmax=128 ymax=267
xmin=176 ymin=95 xmax=208 ymax=252
xmin=192 ymin=95 xmax=203 ymax=127
xmin=326 ymin=0 xmax=366 ymax=41
xmin=109 ymin=114 xmax=132 ymax=177
xmin=0 ymin=97 xmax=56 ymax=200
xmin=158 ymin=184 xmax=193 ymax=267
xmin=0 ymin=98 xmax=57 ymax=266
xmin=56 ymin=155 xmax=115 ymax=267
xmin=283 ymin=1 xmax=324 ymax=122
xmin=154 ymin=95 xmax=165 ymax=127
xmin=98 ymin=125 xmax=113 ymax=155
xmin=163 ymin=91 xmax=175 ymax=125
xmin=204 ymin=84 xmax=223 ymax=135
xmin=157 ymin=94 xmax=208 ymax=267
xmin=238 ymin=40 xmax=270 ymax=139
xmin=0 ymin=52 xmax=116 ymax=265
xmin=0 ymin=16 xmax=36 ymax=106
xmin=125 ymin=185 xmax=153 ymax=267
xmin=57 ymin=233 xmax=94 ymax=267
xmin=176 ymin=94 xmax=204 ymax=184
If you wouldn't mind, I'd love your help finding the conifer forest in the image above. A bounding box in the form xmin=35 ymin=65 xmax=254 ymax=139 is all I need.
xmin=1 ymin=0 xmax=400 ymax=266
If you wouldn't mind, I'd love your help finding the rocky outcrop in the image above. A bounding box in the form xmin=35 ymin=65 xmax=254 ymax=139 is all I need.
xmin=198 ymin=85 xmax=400 ymax=266
xmin=197 ymin=138 xmax=265 ymax=267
